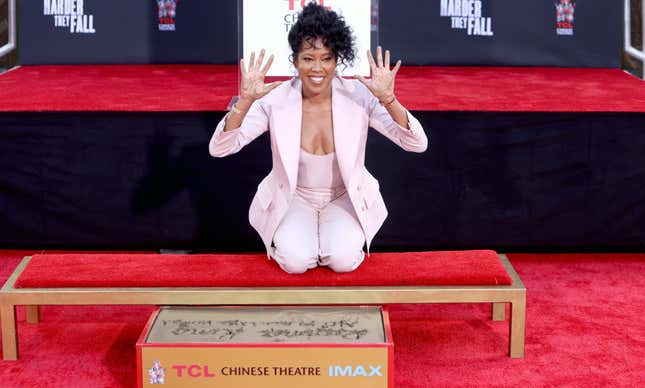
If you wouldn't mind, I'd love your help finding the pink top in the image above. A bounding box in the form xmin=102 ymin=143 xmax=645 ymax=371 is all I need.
xmin=295 ymin=148 xmax=346 ymax=210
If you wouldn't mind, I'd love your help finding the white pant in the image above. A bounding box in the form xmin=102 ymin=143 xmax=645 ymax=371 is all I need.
xmin=271 ymin=191 xmax=365 ymax=274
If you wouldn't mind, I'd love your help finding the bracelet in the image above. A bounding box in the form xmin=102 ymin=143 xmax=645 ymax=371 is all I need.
xmin=379 ymin=95 xmax=396 ymax=107
xmin=230 ymin=103 xmax=244 ymax=115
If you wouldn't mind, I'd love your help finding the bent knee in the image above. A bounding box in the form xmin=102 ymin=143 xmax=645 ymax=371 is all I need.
xmin=277 ymin=257 xmax=312 ymax=274
xmin=271 ymin=232 xmax=318 ymax=274
xmin=326 ymin=250 xmax=364 ymax=273
xmin=271 ymin=246 xmax=317 ymax=274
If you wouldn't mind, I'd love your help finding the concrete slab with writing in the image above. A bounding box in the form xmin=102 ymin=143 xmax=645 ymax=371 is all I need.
xmin=146 ymin=306 xmax=385 ymax=344
xmin=136 ymin=306 xmax=393 ymax=388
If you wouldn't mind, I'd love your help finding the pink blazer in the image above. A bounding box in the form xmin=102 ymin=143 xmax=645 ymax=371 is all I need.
xmin=209 ymin=76 xmax=428 ymax=256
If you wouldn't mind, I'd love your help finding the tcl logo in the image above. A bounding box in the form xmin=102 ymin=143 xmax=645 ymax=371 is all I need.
xmin=288 ymin=0 xmax=331 ymax=11
xmin=172 ymin=364 xmax=217 ymax=378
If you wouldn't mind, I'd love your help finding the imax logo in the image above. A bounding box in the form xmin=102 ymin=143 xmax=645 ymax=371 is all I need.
xmin=328 ymin=365 xmax=382 ymax=377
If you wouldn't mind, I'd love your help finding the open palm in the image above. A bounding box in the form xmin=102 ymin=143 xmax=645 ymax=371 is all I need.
xmin=356 ymin=46 xmax=401 ymax=103
xmin=239 ymin=49 xmax=282 ymax=102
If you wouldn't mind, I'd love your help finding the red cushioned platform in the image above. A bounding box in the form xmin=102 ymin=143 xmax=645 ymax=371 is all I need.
xmin=14 ymin=250 xmax=512 ymax=288
xmin=1 ymin=65 xmax=644 ymax=112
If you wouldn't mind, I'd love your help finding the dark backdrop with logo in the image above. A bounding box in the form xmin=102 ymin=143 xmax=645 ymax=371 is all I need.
xmin=20 ymin=0 xmax=621 ymax=67
xmin=19 ymin=1 xmax=237 ymax=64
xmin=6 ymin=0 xmax=639 ymax=252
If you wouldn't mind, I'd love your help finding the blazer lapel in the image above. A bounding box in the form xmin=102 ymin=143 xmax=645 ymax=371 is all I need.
xmin=273 ymin=77 xmax=363 ymax=193
xmin=332 ymin=77 xmax=362 ymax=188
xmin=272 ymin=78 xmax=302 ymax=193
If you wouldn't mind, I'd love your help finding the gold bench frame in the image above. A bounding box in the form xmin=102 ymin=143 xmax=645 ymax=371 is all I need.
xmin=0 ymin=254 xmax=526 ymax=360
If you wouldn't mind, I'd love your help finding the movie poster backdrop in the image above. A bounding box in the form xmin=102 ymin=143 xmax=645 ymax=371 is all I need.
xmin=20 ymin=0 xmax=621 ymax=67
xmin=20 ymin=0 xmax=237 ymax=64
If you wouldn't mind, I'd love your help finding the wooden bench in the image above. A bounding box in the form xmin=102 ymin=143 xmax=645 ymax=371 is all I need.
xmin=0 ymin=251 xmax=526 ymax=360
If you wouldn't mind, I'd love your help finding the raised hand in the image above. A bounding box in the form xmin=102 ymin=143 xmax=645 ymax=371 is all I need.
xmin=239 ymin=49 xmax=282 ymax=103
xmin=356 ymin=46 xmax=401 ymax=104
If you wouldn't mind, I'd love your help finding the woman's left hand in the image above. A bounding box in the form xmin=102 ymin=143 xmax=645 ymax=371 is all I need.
xmin=356 ymin=46 xmax=401 ymax=104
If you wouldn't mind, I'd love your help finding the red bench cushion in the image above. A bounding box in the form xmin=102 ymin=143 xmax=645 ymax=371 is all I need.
xmin=14 ymin=250 xmax=512 ymax=288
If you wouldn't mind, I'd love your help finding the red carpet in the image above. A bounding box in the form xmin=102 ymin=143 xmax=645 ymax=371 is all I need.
xmin=1 ymin=65 xmax=645 ymax=112
xmin=14 ymin=250 xmax=511 ymax=288
xmin=1 ymin=250 xmax=644 ymax=387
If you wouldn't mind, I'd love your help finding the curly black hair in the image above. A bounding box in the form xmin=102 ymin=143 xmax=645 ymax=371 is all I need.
xmin=288 ymin=3 xmax=355 ymax=68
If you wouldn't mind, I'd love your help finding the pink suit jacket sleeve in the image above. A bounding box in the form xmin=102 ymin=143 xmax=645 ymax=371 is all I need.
xmin=366 ymin=90 xmax=428 ymax=153
xmin=208 ymin=100 xmax=269 ymax=158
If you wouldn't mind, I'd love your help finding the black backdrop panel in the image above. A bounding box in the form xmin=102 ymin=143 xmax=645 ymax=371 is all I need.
xmin=1 ymin=112 xmax=645 ymax=251
xmin=380 ymin=1 xmax=622 ymax=67
xmin=19 ymin=1 xmax=621 ymax=67
xmin=19 ymin=1 xmax=236 ymax=64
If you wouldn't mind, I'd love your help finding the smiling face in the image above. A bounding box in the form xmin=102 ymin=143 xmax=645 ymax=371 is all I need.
xmin=294 ymin=37 xmax=337 ymax=98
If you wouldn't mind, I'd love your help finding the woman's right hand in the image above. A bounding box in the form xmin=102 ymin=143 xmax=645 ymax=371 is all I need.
xmin=239 ymin=49 xmax=282 ymax=104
